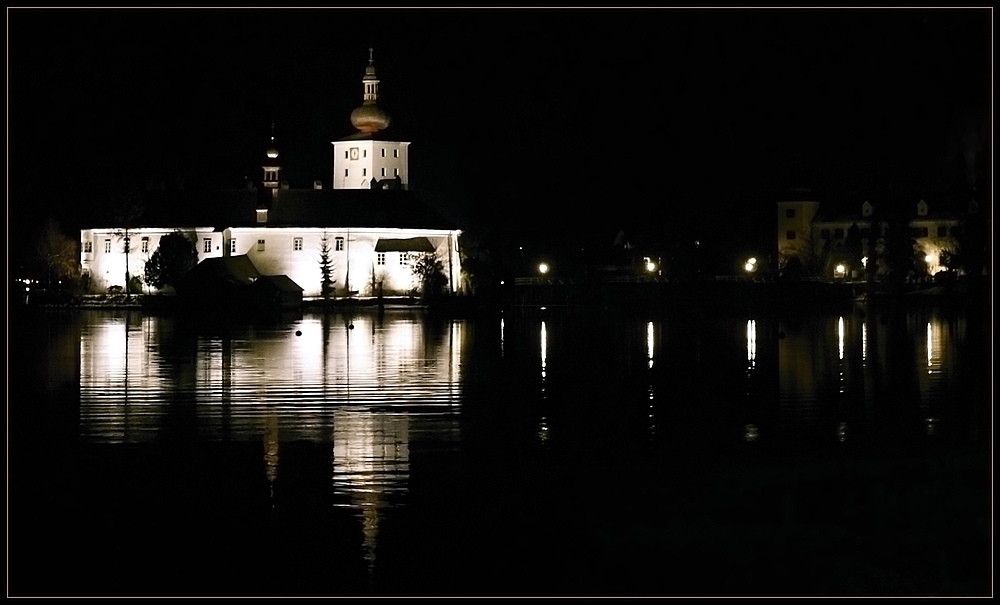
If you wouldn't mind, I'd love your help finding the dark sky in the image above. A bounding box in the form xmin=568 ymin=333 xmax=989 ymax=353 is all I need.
xmin=7 ymin=8 xmax=993 ymax=272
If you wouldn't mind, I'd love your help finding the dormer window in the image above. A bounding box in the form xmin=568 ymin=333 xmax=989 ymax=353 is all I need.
xmin=917 ymin=200 xmax=928 ymax=216
xmin=256 ymin=208 xmax=268 ymax=224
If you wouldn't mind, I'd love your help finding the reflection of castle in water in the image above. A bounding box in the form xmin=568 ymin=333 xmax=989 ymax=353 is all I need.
xmin=79 ymin=310 xmax=466 ymax=576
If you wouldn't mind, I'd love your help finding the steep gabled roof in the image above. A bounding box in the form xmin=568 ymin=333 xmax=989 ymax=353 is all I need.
xmin=259 ymin=188 xmax=458 ymax=230
xmin=81 ymin=186 xmax=458 ymax=232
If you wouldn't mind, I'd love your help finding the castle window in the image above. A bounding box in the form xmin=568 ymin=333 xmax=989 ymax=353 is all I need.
xmin=84 ymin=241 xmax=93 ymax=253
xmin=257 ymin=239 xmax=265 ymax=252
xmin=294 ymin=237 xmax=303 ymax=251
xmin=785 ymin=209 xmax=795 ymax=218
xmin=335 ymin=237 xmax=344 ymax=251
xmin=399 ymin=252 xmax=410 ymax=266
xmin=204 ymin=238 xmax=212 ymax=253
xmin=834 ymin=228 xmax=844 ymax=239
xmin=381 ymin=148 xmax=386 ymax=157
xmin=345 ymin=150 xmax=349 ymax=159
xmin=363 ymin=168 xmax=367 ymax=176
xmin=141 ymin=237 xmax=149 ymax=254
xmin=377 ymin=252 xmax=386 ymax=266
xmin=393 ymin=149 xmax=398 ymax=158
xmin=105 ymin=239 xmax=112 ymax=253
xmin=381 ymin=168 xmax=386 ymax=177
xmin=394 ymin=168 xmax=399 ymax=177
xmin=786 ymin=231 xmax=796 ymax=240
xmin=345 ymin=169 xmax=349 ymax=177
xmin=231 ymin=239 xmax=237 ymax=253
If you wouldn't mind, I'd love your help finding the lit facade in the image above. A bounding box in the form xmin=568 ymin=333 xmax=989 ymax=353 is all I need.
xmin=80 ymin=54 xmax=463 ymax=298
xmin=776 ymin=198 xmax=964 ymax=280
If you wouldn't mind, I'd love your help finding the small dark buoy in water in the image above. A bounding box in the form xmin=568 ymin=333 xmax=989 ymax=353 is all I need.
xmin=295 ymin=330 xmax=302 ymax=336
xmin=349 ymin=324 xmax=354 ymax=330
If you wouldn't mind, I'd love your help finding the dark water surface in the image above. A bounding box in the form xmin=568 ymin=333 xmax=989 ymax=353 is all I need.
xmin=9 ymin=300 xmax=992 ymax=596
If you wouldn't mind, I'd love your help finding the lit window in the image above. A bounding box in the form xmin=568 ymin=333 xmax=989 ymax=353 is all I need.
xmin=231 ymin=238 xmax=237 ymax=253
xmin=141 ymin=237 xmax=149 ymax=253
xmin=105 ymin=239 xmax=112 ymax=253
xmin=293 ymin=237 xmax=303 ymax=251
xmin=786 ymin=231 xmax=796 ymax=240
xmin=785 ymin=208 xmax=795 ymax=218
xmin=335 ymin=237 xmax=344 ymax=251
xmin=257 ymin=239 xmax=265 ymax=252
xmin=377 ymin=252 xmax=386 ymax=266
xmin=84 ymin=241 xmax=93 ymax=253
xmin=204 ymin=238 xmax=212 ymax=253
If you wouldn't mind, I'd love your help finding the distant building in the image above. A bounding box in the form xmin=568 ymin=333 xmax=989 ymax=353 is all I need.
xmin=776 ymin=196 xmax=973 ymax=281
xmin=80 ymin=52 xmax=463 ymax=298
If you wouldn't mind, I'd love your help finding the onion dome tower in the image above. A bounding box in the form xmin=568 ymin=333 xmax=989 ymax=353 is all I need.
xmin=332 ymin=49 xmax=410 ymax=190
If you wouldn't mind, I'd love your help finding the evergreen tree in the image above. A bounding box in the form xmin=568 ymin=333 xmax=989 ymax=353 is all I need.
xmin=319 ymin=232 xmax=335 ymax=299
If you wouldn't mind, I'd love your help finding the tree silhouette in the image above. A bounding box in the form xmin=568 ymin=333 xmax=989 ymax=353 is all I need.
xmin=36 ymin=217 xmax=80 ymax=290
xmin=319 ymin=232 xmax=335 ymax=300
xmin=412 ymin=253 xmax=448 ymax=300
xmin=144 ymin=231 xmax=199 ymax=291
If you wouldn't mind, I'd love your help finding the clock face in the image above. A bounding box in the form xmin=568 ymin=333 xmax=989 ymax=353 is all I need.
xmin=350 ymin=148 xmax=359 ymax=160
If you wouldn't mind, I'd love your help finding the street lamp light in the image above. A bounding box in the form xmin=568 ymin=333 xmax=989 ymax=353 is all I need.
xmin=538 ymin=262 xmax=549 ymax=275
xmin=835 ymin=264 xmax=846 ymax=278
xmin=744 ymin=257 xmax=757 ymax=274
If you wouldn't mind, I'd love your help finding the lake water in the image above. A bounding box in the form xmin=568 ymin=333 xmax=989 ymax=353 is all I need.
xmin=8 ymin=298 xmax=992 ymax=596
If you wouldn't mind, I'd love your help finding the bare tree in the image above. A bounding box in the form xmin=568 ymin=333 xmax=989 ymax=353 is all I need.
xmin=36 ymin=217 xmax=80 ymax=290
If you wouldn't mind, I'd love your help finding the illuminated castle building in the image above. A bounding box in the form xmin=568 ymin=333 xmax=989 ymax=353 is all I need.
xmin=80 ymin=52 xmax=463 ymax=298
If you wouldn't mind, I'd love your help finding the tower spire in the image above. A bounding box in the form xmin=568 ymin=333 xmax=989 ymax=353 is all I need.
xmin=351 ymin=50 xmax=390 ymax=133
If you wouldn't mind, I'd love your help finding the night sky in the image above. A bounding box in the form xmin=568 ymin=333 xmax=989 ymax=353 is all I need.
xmin=7 ymin=8 xmax=993 ymax=275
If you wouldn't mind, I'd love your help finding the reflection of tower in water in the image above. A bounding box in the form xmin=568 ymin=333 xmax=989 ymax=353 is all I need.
xmin=330 ymin=313 xmax=412 ymax=580
xmin=331 ymin=408 xmax=410 ymax=579
xmin=264 ymin=407 xmax=279 ymax=504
